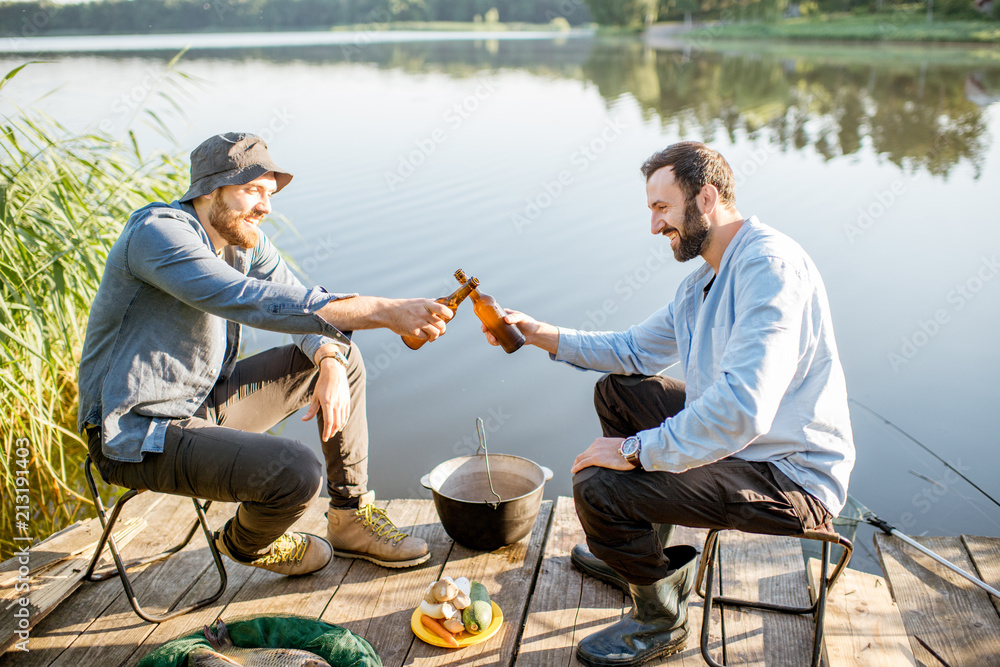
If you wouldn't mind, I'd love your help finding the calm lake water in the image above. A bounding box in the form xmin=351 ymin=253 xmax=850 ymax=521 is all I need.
xmin=4 ymin=31 xmax=999 ymax=572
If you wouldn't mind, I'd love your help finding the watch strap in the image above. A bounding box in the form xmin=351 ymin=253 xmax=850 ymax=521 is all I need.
xmin=317 ymin=350 xmax=349 ymax=369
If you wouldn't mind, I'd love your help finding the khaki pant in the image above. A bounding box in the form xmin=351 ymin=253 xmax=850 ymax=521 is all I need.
xmin=573 ymin=374 xmax=832 ymax=585
xmin=88 ymin=342 xmax=368 ymax=559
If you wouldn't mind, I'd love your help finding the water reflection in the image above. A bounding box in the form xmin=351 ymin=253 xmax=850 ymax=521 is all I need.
xmin=580 ymin=41 xmax=993 ymax=178
xmin=157 ymin=36 xmax=998 ymax=178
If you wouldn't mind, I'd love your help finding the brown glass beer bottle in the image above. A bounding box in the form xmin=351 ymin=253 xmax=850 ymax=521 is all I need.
xmin=401 ymin=275 xmax=480 ymax=350
xmin=455 ymin=269 xmax=525 ymax=354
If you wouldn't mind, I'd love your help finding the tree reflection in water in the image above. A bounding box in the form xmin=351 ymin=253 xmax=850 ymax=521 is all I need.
xmin=582 ymin=41 xmax=993 ymax=179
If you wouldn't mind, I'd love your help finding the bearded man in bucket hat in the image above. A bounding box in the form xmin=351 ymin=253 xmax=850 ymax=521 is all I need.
xmin=78 ymin=132 xmax=449 ymax=575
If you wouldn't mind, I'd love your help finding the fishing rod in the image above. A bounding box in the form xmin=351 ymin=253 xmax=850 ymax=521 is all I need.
xmin=848 ymin=398 xmax=1000 ymax=512
xmin=850 ymin=496 xmax=1000 ymax=600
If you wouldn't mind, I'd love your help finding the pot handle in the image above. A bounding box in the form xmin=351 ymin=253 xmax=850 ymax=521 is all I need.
xmin=540 ymin=466 xmax=553 ymax=482
xmin=420 ymin=474 xmax=432 ymax=490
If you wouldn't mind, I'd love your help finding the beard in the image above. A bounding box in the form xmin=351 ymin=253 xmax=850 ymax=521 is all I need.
xmin=669 ymin=196 xmax=711 ymax=262
xmin=208 ymin=195 xmax=259 ymax=250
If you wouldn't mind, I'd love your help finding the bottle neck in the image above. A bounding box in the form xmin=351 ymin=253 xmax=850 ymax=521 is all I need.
xmin=444 ymin=278 xmax=479 ymax=308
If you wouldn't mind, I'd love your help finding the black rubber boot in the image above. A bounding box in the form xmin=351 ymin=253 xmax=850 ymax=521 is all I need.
xmin=576 ymin=545 xmax=697 ymax=667
xmin=570 ymin=524 xmax=676 ymax=592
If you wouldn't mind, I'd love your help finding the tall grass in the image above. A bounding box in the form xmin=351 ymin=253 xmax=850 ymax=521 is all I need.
xmin=0 ymin=61 xmax=193 ymax=560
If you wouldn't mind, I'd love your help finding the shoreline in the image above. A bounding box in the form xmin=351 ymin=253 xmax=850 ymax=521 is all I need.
xmin=649 ymin=15 xmax=1000 ymax=46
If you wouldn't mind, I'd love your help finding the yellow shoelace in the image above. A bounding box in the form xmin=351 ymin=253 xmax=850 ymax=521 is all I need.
xmin=356 ymin=504 xmax=408 ymax=545
xmin=253 ymin=533 xmax=307 ymax=565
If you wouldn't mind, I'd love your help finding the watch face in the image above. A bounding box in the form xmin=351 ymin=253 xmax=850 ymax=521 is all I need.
xmin=621 ymin=437 xmax=640 ymax=457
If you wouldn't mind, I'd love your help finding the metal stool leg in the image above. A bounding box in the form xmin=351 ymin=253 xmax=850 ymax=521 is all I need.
xmin=696 ymin=528 xmax=853 ymax=666
xmin=84 ymin=455 xmax=227 ymax=623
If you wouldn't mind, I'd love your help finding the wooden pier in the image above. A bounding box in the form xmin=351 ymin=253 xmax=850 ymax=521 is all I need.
xmin=3 ymin=494 xmax=999 ymax=665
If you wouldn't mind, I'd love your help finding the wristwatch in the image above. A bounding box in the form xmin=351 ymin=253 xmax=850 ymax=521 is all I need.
xmin=318 ymin=350 xmax=349 ymax=369
xmin=619 ymin=436 xmax=643 ymax=470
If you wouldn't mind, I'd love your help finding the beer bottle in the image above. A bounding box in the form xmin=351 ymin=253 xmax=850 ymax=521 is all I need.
xmin=401 ymin=275 xmax=480 ymax=350
xmin=455 ymin=269 xmax=525 ymax=354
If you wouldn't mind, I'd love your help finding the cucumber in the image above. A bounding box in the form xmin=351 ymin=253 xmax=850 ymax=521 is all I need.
xmin=461 ymin=581 xmax=493 ymax=634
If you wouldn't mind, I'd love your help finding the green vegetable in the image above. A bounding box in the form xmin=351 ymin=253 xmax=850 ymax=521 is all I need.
xmin=461 ymin=581 xmax=493 ymax=634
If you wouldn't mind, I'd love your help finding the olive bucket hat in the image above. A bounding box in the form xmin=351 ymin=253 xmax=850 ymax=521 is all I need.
xmin=180 ymin=132 xmax=293 ymax=202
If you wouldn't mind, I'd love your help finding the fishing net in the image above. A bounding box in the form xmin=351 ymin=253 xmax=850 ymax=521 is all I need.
xmin=136 ymin=615 xmax=382 ymax=667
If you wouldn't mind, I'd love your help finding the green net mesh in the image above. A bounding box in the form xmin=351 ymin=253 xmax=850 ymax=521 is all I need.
xmin=136 ymin=615 xmax=382 ymax=667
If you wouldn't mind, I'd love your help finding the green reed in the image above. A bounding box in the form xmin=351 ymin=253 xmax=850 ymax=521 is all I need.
xmin=0 ymin=61 xmax=192 ymax=560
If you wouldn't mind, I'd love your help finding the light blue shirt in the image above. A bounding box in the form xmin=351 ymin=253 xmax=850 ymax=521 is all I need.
xmin=77 ymin=201 xmax=353 ymax=463
xmin=555 ymin=217 xmax=855 ymax=516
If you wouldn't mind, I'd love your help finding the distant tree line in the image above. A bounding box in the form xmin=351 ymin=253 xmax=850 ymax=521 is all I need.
xmin=585 ymin=0 xmax=996 ymax=25
xmin=0 ymin=0 xmax=594 ymax=37
xmin=1 ymin=0 xmax=993 ymax=38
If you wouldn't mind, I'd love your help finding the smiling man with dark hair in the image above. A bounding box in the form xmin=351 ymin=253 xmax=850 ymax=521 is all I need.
xmin=78 ymin=132 xmax=452 ymax=576
xmin=480 ymin=141 xmax=855 ymax=666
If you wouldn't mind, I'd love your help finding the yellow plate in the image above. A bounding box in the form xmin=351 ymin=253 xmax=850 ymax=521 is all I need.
xmin=411 ymin=602 xmax=504 ymax=648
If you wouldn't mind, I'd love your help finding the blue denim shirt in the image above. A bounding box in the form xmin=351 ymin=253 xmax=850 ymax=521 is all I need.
xmin=77 ymin=200 xmax=353 ymax=463
xmin=555 ymin=218 xmax=855 ymax=516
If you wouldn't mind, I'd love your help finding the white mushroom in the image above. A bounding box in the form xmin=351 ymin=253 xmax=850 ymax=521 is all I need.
xmin=432 ymin=579 xmax=459 ymax=602
xmin=454 ymin=577 xmax=472 ymax=597
xmin=419 ymin=600 xmax=446 ymax=619
xmin=442 ymin=618 xmax=465 ymax=634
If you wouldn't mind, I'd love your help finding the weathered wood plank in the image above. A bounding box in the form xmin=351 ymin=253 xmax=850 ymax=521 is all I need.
xmin=700 ymin=532 xmax=813 ymax=666
xmin=876 ymin=533 xmax=1000 ymax=666
xmin=10 ymin=497 xmax=969 ymax=667
xmin=404 ymin=500 xmax=552 ymax=667
xmin=515 ymin=498 xmax=709 ymax=667
xmin=0 ymin=491 xmax=167 ymax=592
xmin=652 ymin=524 xmax=711 ymax=667
xmin=320 ymin=499 xmax=452 ymax=667
xmin=0 ymin=492 xmax=206 ymax=667
xmin=217 ymin=499 xmax=353 ymax=622
xmin=514 ymin=496 xmax=591 ymax=667
xmin=125 ymin=499 xmax=328 ymax=666
xmin=806 ymin=558 xmax=915 ymax=665
xmin=962 ymin=535 xmax=1000 ymax=619
xmin=32 ymin=498 xmax=234 ymax=667
xmin=0 ymin=517 xmax=145 ymax=654
xmin=0 ymin=515 xmax=145 ymax=590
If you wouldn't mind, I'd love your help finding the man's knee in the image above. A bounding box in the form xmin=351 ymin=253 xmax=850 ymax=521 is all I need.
xmin=253 ymin=440 xmax=322 ymax=506
xmin=573 ymin=466 xmax=626 ymax=525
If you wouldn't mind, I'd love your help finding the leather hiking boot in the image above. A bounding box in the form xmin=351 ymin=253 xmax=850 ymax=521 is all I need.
xmin=571 ymin=524 xmax=676 ymax=592
xmin=326 ymin=491 xmax=430 ymax=568
xmin=215 ymin=528 xmax=333 ymax=577
xmin=576 ymin=545 xmax=698 ymax=667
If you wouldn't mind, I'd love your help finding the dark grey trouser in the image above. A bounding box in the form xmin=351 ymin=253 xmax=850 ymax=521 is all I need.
xmin=88 ymin=341 xmax=368 ymax=559
xmin=573 ymin=374 xmax=833 ymax=586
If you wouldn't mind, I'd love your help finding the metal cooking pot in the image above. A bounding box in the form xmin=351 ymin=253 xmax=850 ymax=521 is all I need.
xmin=421 ymin=452 xmax=553 ymax=551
